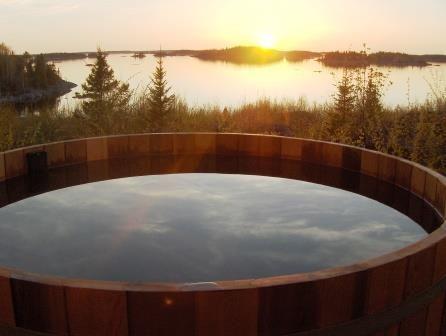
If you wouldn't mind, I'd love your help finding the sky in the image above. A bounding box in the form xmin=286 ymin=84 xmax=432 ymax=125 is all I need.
xmin=1 ymin=0 xmax=445 ymax=54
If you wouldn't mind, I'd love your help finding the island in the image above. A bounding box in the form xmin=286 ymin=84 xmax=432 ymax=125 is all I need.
xmin=319 ymin=51 xmax=446 ymax=67
xmin=43 ymin=52 xmax=88 ymax=62
xmin=132 ymin=52 xmax=147 ymax=59
xmin=32 ymin=47 xmax=446 ymax=68
xmin=0 ymin=43 xmax=77 ymax=104
xmin=151 ymin=47 xmax=320 ymax=65
xmin=149 ymin=47 xmax=446 ymax=67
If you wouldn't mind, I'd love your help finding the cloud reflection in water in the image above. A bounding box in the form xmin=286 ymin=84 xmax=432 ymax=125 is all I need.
xmin=0 ymin=173 xmax=426 ymax=282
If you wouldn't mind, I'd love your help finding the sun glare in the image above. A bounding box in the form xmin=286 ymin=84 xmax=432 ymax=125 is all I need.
xmin=258 ymin=33 xmax=276 ymax=49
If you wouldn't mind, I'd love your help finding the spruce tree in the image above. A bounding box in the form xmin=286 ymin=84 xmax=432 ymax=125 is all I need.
xmin=361 ymin=68 xmax=387 ymax=150
xmin=146 ymin=55 xmax=175 ymax=132
xmin=0 ymin=43 xmax=61 ymax=95
xmin=334 ymin=69 xmax=356 ymax=122
xmin=33 ymin=54 xmax=48 ymax=88
xmin=323 ymin=69 xmax=355 ymax=143
xmin=75 ymin=48 xmax=130 ymax=134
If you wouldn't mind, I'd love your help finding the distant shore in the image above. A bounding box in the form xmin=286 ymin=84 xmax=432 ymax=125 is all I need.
xmin=318 ymin=51 xmax=446 ymax=68
xmin=41 ymin=47 xmax=446 ymax=67
xmin=0 ymin=80 xmax=77 ymax=104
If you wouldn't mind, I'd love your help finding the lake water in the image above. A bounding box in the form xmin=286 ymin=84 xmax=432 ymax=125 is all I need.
xmin=0 ymin=157 xmax=432 ymax=282
xmin=54 ymin=54 xmax=446 ymax=109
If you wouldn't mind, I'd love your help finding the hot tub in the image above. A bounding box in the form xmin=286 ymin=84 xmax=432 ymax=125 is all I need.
xmin=0 ymin=133 xmax=445 ymax=336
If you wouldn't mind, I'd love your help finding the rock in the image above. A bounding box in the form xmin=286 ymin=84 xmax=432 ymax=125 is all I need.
xmin=0 ymin=80 xmax=77 ymax=104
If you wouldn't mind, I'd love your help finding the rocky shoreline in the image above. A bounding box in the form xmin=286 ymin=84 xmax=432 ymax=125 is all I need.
xmin=0 ymin=80 xmax=77 ymax=104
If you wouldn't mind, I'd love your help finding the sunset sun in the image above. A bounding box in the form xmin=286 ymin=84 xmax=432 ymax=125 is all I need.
xmin=257 ymin=33 xmax=276 ymax=49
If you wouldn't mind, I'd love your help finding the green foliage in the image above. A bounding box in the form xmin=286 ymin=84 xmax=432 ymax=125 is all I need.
xmin=0 ymin=106 xmax=16 ymax=151
xmin=33 ymin=54 xmax=48 ymax=88
xmin=324 ymin=69 xmax=356 ymax=142
xmin=195 ymin=46 xmax=284 ymax=65
xmin=320 ymin=50 xmax=434 ymax=67
xmin=323 ymin=49 xmax=391 ymax=152
xmin=140 ymin=56 xmax=175 ymax=132
xmin=355 ymin=67 xmax=389 ymax=151
xmin=389 ymin=109 xmax=418 ymax=158
xmin=412 ymin=99 xmax=446 ymax=172
xmin=0 ymin=105 xmax=78 ymax=151
xmin=0 ymin=42 xmax=61 ymax=96
xmin=1 ymin=94 xmax=445 ymax=174
xmin=1 ymin=46 xmax=445 ymax=176
xmin=74 ymin=48 xmax=131 ymax=135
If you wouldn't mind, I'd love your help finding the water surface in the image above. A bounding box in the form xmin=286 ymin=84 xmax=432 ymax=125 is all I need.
xmin=0 ymin=172 xmax=428 ymax=282
xmin=54 ymin=54 xmax=446 ymax=109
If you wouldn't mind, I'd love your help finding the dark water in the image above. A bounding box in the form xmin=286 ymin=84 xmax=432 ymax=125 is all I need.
xmin=0 ymin=156 xmax=440 ymax=282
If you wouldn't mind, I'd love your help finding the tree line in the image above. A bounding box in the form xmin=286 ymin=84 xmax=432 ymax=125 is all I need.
xmin=0 ymin=43 xmax=61 ymax=96
xmin=0 ymin=48 xmax=445 ymax=174
xmin=320 ymin=50 xmax=446 ymax=67
xmin=192 ymin=47 xmax=320 ymax=65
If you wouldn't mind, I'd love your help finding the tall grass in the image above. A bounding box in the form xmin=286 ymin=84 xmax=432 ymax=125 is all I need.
xmin=0 ymin=79 xmax=445 ymax=174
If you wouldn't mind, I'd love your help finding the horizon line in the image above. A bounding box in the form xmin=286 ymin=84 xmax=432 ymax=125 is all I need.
xmin=25 ymin=46 xmax=446 ymax=57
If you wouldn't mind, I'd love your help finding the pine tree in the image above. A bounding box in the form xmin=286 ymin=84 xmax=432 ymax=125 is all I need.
xmin=362 ymin=68 xmax=387 ymax=150
xmin=75 ymin=48 xmax=130 ymax=134
xmin=33 ymin=54 xmax=48 ymax=88
xmin=334 ymin=69 xmax=356 ymax=122
xmin=323 ymin=69 xmax=355 ymax=143
xmin=23 ymin=52 xmax=33 ymax=89
xmin=0 ymin=43 xmax=61 ymax=95
xmin=0 ymin=43 xmax=16 ymax=94
xmin=146 ymin=55 xmax=175 ymax=132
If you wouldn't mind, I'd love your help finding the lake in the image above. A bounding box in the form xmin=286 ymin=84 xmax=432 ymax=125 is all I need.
xmin=54 ymin=54 xmax=446 ymax=110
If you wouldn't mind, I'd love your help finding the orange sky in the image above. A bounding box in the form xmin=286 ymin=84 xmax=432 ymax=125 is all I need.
xmin=1 ymin=0 xmax=445 ymax=54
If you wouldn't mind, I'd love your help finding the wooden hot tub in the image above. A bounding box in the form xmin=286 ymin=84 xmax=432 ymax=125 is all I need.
xmin=0 ymin=133 xmax=445 ymax=336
